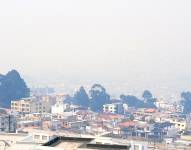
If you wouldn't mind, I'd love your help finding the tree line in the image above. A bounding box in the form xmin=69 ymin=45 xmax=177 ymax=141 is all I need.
xmin=1 ymin=69 xmax=191 ymax=114
xmin=66 ymin=84 xmax=157 ymax=112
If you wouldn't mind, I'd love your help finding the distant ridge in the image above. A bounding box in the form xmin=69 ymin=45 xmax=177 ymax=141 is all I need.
xmin=0 ymin=70 xmax=29 ymax=108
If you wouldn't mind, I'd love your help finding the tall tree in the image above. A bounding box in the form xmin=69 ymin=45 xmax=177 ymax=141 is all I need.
xmin=0 ymin=70 xmax=29 ymax=107
xmin=73 ymin=86 xmax=90 ymax=108
xmin=142 ymin=90 xmax=156 ymax=105
xmin=181 ymin=91 xmax=191 ymax=114
xmin=120 ymin=95 xmax=146 ymax=108
xmin=89 ymin=84 xmax=110 ymax=112
xmin=143 ymin=90 xmax=153 ymax=101
xmin=120 ymin=93 xmax=156 ymax=109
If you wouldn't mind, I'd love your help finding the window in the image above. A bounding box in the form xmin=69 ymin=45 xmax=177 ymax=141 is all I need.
xmin=42 ymin=136 xmax=47 ymax=140
xmin=34 ymin=135 xmax=40 ymax=139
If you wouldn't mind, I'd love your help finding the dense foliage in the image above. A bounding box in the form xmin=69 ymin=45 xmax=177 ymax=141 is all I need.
xmin=73 ymin=86 xmax=90 ymax=108
xmin=120 ymin=90 xmax=156 ymax=108
xmin=181 ymin=91 xmax=191 ymax=114
xmin=70 ymin=85 xmax=157 ymax=111
xmin=0 ymin=70 xmax=29 ymax=107
xmin=69 ymin=84 xmax=111 ymax=112
xmin=89 ymin=84 xmax=110 ymax=112
xmin=143 ymin=90 xmax=153 ymax=101
xmin=143 ymin=90 xmax=156 ymax=105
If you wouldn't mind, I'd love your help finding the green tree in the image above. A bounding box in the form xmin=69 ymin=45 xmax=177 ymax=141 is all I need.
xmin=181 ymin=91 xmax=191 ymax=114
xmin=89 ymin=84 xmax=110 ymax=112
xmin=73 ymin=86 xmax=90 ymax=108
xmin=143 ymin=90 xmax=153 ymax=101
xmin=0 ymin=70 xmax=29 ymax=107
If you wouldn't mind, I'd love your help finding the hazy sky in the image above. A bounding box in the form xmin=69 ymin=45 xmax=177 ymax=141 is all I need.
xmin=0 ymin=0 xmax=191 ymax=95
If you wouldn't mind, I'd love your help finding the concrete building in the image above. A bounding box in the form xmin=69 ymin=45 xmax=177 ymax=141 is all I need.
xmin=164 ymin=118 xmax=187 ymax=132
xmin=63 ymin=120 xmax=87 ymax=129
xmin=172 ymin=120 xmax=187 ymax=131
xmin=11 ymin=97 xmax=51 ymax=114
xmin=103 ymin=103 xmax=124 ymax=114
xmin=32 ymin=131 xmax=56 ymax=144
xmin=0 ymin=115 xmax=16 ymax=133
xmin=17 ymin=120 xmax=41 ymax=129
xmin=155 ymin=98 xmax=175 ymax=111
xmin=0 ymin=108 xmax=16 ymax=133
xmin=11 ymin=98 xmax=33 ymax=113
xmin=51 ymin=98 xmax=70 ymax=114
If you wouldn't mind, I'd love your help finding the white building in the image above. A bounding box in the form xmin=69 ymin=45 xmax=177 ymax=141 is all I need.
xmin=155 ymin=98 xmax=174 ymax=111
xmin=32 ymin=131 xmax=56 ymax=144
xmin=51 ymin=99 xmax=70 ymax=114
xmin=103 ymin=103 xmax=124 ymax=114
xmin=172 ymin=120 xmax=187 ymax=131
xmin=164 ymin=118 xmax=187 ymax=131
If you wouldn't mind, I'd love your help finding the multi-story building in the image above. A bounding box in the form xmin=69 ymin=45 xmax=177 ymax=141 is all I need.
xmin=11 ymin=97 xmax=51 ymax=114
xmin=0 ymin=109 xmax=16 ymax=133
xmin=30 ymin=99 xmax=51 ymax=113
xmin=103 ymin=103 xmax=124 ymax=114
xmin=11 ymin=98 xmax=33 ymax=113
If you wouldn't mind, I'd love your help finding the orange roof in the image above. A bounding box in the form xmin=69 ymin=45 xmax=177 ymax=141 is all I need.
xmin=99 ymin=113 xmax=123 ymax=120
xmin=145 ymin=108 xmax=156 ymax=113
xmin=118 ymin=121 xmax=136 ymax=127
xmin=109 ymin=114 xmax=123 ymax=120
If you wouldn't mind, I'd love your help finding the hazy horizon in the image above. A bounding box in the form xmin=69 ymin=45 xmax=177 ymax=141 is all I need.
xmin=1 ymin=0 xmax=191 ymax=98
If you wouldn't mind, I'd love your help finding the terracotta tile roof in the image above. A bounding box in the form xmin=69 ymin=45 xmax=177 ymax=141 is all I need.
xmin=118 ymin=121 xmax=136 ymax=127
xmin=145 ymin=108 xmax=156 ymax=113
xmin=98 ymin=113 xmax=124 ymax=120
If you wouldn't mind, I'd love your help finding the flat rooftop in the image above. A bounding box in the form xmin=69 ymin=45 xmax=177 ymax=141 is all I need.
xmin=0 ymin=133 xmax=28 ymax=143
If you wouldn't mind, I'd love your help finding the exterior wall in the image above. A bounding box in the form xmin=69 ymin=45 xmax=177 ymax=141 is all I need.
xmin=33 ymin=132 xmax=55 ymax=143
xmin=30 ymin=100 xmax=51 ymax=113
xmin=51 ymin=104 xmax=65 ymax=114
xmin=181 ymin=135 xmax=191 ymax=141
xmin=0 ymin=115 xmax=16 ymax=133
xmin=17 ymin=120 xmax=41 ymax=129
xmin=130 ymin=142 xmax=148 ymax=150
xmin=51 ymin=99 xmax=70 ymax=114
xmin=164 ymin=118 xmax=187 ymax=131
xmin=63 ymin=121 xmax=87 ymax=128
xmin=173 ymin=121 xmax=187 ymax=131
xmin=11 ymin=100 xmax=31 ymax=113
xmin=11 ymin=98 xmax=51 ymax=114
xmin=103 ymin=103 xmax=124 ymax=114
